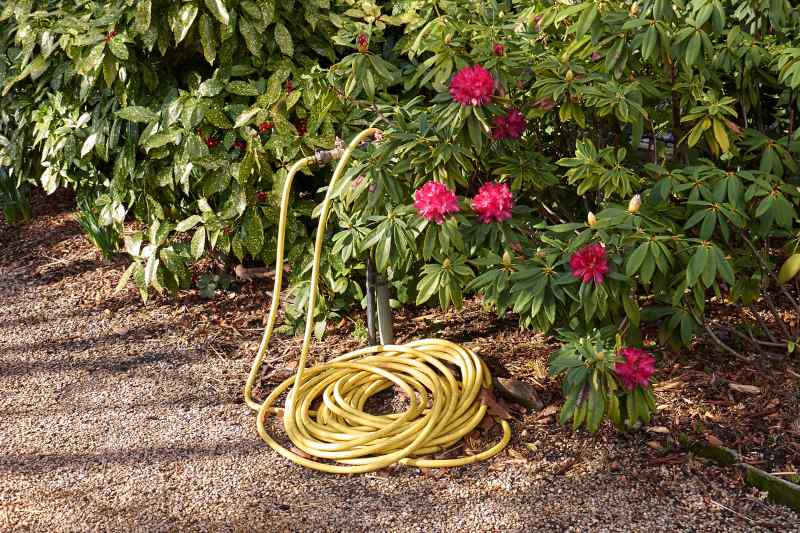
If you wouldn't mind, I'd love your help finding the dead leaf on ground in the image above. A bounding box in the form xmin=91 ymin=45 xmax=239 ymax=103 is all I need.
xmin=553 ymin=458 xmax=577 ymax=475
xmin=705 ymin=434 xmax=724 ymax=447
xmin=507 ymin=448 xmax=527 ymax=460
xmin=419 ymin=467 xmax=448 ymax=478
xmin=479 ymin=415 xmax=496 ymax=432
xmin=266 ymin=368 xmax=296 ymax=382
xmin=289 ymin=446 xmax=313 ymax=459
xmin=478 ymin=388 xmax=513 ymax=420
xmin=536 ymin=404 xmax=560 ymax=420
xmin=647 ymin=426 xmax=670 ymax=434
xmin=646 ymin=440 xmax=662 ymax=450
xmin=729 ymin=382 xmax=760 ymax=394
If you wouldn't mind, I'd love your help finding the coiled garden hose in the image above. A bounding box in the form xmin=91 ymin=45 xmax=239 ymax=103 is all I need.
xmin=244 ymin=127 xmax=511 ymax=473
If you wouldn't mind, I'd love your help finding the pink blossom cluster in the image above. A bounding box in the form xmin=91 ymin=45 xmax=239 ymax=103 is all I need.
xmin=569 ymin=243 xmax=609 ymax=284
xmin=413 ymin=181 xmax=514 ymax=225
xmin=492 ymin=109 xmax=527 ymax=140
xmin=614 ymin=347 xmax=656 ymax=390
xmin=471 ymin=182 xmax=514 ymax=223
xmin=413 ymin=181 xmax=460 ymax=224
xmin=449 ymin=65 xmax=495 ymax=107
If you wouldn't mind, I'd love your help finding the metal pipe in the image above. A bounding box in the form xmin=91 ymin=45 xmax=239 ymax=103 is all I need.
xmin=375 ymin=271 xmax=394 ymax=344
xmin=365 ymin=255 xmax=378 ymax=346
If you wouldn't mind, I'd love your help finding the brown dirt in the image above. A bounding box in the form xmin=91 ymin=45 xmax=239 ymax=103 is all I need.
xmin=1 ymin=191 xmax=799 ymax=532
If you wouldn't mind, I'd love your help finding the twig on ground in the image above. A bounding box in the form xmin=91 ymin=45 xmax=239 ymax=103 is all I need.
xmin=708 ymin=499 xmax=755 ymax=524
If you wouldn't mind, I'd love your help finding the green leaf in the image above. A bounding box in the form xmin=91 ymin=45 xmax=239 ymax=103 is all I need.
xmin=115 ymin=262 xmax=137 ymax=293
xmin=686 ymin=245 xmax=709 ymax=286
xmin=81 ymin=133 xmax=98 ymax=158
xmin=199 ymin=14 xmax=217 ymax=65
xmin=467 ymin=113 xmax=483 ymax=154
xmin=191 ymin=226 xmax=206 ymax=259
xmin=172 ymin=3 xmax=199 ymax=44
xmin=108 ymin=38 xmax=128 ymax=61
xmin=226 ymin=81 xmax=260 ymax=96
xmin=243 ymin=209 xmax=264 ymax=256
xmin=234 ymin=107 xmax=262 ymax=128
xmin=778 ymin=254 xmax=800 ymax=284
xmin=574 ymin=4 xmax=597 ymax=39
xmin=117 ymin=106 xmax=158 ymax=123
xmin=135 ymin=0 xmax=152 ymax=34
xmin=626 ymin=242 xmax=649 ymax=276
xmin=144 ymin=129 xmax=182 ymax=149
xmin=204 ymin=0 xmax=230 ymax=25
xmin=685 ymin=32 xmax=701 ymax=66
xmin=176 ymin=214 xmax=203 ymax=232
xmin=274 ymin=22 xmax=293 ymax=56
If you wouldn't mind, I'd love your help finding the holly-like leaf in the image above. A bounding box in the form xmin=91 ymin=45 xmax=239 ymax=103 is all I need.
xmin=117 ymin=106 xmax=158 ymax=123
xmin=204 ymin=0 xmax=230 ymax=25
xmin=274 ymin=22 xmax=293 ymax=56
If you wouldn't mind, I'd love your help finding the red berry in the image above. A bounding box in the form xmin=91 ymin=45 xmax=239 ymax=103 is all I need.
xmin=357 ymin=33 xmax=369 ymax=52
xmin=296 ymin=120 xmax=307 ymax=137
xmin=206 ymin=137 xmax=219 ymax=148
xmin=258 ymin=122 xmax=273 ymax=133
xmin=493 ymin=43 xmax=505 ymax=56
xmin=286 ymin=80 xmax=294 ymax=93
xmin=257 ymin=191 xmax=268 ymax=202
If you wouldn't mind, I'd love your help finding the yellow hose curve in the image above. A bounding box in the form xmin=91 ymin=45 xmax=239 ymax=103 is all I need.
xmin=244 ymin=128 xmax=511 ymax=473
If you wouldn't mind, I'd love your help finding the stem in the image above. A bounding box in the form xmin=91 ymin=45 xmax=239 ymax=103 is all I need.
xmin=670 ymin=64 xmax=688 ymax=165
xmin=715 ymin=324 xmax=785 ymax=349
xmin=744 ymin=303 xmax=780 ymax=343
xmin=737 ymin=228 xmax=800 ymax=337
xmin=689 ymin=308 xmax=751 ymax=362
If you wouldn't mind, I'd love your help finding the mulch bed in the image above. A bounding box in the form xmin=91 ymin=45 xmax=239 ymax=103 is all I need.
xmin=3 ymin=189 xmax=799 ymax=480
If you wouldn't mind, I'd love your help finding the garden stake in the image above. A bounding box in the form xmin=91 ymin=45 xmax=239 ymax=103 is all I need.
xmin=244 ymin=128 xmax=511 ymax=473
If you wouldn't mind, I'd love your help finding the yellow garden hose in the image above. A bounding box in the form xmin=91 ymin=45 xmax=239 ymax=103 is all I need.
xmin=244 ymin=127 xmax=511 ymax=473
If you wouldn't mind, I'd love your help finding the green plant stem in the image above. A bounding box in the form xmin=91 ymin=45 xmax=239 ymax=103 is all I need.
xmin=737 ymin=228 xmax=798 ymax=338
xmin=688 ymin=308 xmax=751 ymax=362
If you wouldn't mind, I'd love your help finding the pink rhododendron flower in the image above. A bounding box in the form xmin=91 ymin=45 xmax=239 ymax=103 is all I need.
xmin=493 ymin=43 xmax=506 ymax=56
xmin=569 ymin=243 xmax=609 ymax=284
xmin=614 ymin=347 xmax=656 ymax=390
xmin=414 ymin=181 xmax=460 ymax=224
xmin=492 ymin=109 xmax=527 ymax=140
xmin=449 ymin=65 xmax=495 ymax=106
xmin=471 ymin=182 xmax=514 ymax=223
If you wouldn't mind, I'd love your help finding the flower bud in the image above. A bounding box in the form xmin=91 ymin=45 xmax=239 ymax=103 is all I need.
xmin=565 ymin=69 xmax=574 ymax=82
xmin=587 ymin=211 xmax=597 ymax=226
xmin=502 ymin=250 xmax=513 ymax=267
xmin=628 ymin=194 xmax=642 ymax=214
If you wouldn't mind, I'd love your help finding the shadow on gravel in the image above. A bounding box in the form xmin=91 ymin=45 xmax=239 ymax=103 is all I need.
xmin=0 ymin=440 xmax=264 ymax=476
xmin=0 ymin=344 xmax=201 ymax=377
xmin=0 ymin=320 xmax=176 ymax=358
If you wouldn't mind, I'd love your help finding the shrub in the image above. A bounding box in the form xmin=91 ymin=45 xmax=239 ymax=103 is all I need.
xmin=2 ymin=1 xmax=800 ymax=431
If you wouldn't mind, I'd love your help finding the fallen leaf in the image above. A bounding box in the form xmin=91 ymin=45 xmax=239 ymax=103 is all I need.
xmin=507 ymin=448 xmax=526 ymax=460
xmin=647 ymin=426 xmax=670 ymax=434
xmin=729 ymin=382 xmax=760 ymax=394
xmin=536 ymin=404 xmax=560 ymax=419
xmin=646 ymin=440 xmax=662 ymax=450
xmin=289 ymin=446 xmax=313 ymax=459
xmin=705 ymin=434 xmax=723 ymax=447
xmin=479 ymin=388 xmax=512 ymax=420
xmin=554 ymin=458 xmax=577 ymax=475
xmin=479 ymin=415 xmax=496 ymax=432
xmin=266 ymin=368 xmax=296 ymax=382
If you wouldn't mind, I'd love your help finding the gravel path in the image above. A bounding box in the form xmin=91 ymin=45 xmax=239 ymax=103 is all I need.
xmin=1 ymin=206 xmax=799 ymax=532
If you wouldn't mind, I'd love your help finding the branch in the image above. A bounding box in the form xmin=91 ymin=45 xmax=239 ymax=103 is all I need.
xmin=689 ymin=308 xmax=752 ymax=362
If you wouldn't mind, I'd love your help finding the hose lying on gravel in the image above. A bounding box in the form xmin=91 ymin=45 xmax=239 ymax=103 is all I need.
xmin=243 ymin=127 xmax=511 ymax=473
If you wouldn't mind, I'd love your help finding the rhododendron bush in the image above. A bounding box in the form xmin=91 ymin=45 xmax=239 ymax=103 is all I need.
xmin=3 ymin=1 xmax=800 ymax=432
